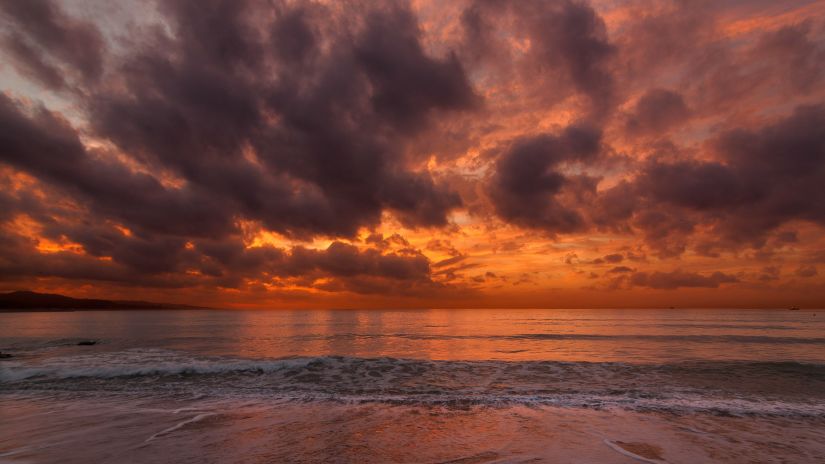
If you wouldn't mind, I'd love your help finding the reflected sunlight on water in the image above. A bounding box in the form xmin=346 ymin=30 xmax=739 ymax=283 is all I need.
xmin=4 ymin=308 xmax=822 ymax=362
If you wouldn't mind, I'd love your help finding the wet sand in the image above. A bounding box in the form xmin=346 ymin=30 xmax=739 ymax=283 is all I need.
xmin=2 ymin=395 xmax=825 ymax=463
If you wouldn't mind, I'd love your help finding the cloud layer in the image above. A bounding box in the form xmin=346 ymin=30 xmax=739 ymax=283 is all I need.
xmin=1 ymin=0 xmax=824 ymax=307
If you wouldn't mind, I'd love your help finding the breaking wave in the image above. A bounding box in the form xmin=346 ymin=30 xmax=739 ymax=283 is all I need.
xmin=2 ymin=349 xmax=824 ymax=417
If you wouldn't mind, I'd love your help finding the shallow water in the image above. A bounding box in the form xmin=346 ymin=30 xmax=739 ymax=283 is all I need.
xmin=1 ymin=308 xmax=824 ymax=463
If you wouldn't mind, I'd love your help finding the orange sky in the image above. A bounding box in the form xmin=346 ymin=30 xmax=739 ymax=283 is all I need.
xmin=1 ymin=0 xmax=825 ymax=308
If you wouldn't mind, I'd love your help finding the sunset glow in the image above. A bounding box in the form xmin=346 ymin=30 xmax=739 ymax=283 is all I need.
xmin=1 ymin=0 xmax=825 ymax=309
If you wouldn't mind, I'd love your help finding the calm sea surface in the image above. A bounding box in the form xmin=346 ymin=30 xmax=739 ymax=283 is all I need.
xmin=2 ymin=308 xmax=824 ymax=463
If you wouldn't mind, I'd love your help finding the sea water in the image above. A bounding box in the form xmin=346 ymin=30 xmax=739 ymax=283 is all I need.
xmin=1 ymin=308 xmax=824 ymax=463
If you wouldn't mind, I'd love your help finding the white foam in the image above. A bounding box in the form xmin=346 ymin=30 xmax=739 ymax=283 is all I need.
xmin=604 ymin=439 xmax=667 ymax=464
xmin=4 ymin=350 xmax=825 ymax=418
xmin=144 ymin=413 xmax=216 ymax=442
xmin=0 ymin=349 xmax=310 ymax=381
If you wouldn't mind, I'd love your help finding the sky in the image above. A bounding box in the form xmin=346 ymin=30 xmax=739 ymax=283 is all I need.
xmin=1 ymin=0 xmax=824 ymax=309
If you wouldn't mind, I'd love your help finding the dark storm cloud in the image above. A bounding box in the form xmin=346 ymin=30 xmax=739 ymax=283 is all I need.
xmin=589 ymin=180 xmax=636 ymax=232
xmin=0 ymin=0 xmax=480 ymax=291
xmin=489 ymin=123 xmax=602 ymax=233
xmin=1 ymin=33 xmax=66 ymax=89
xmin=624 ymin=89 xmax=690 ymax=137
xmin=354 ymin=6 xmax=478 ymax=131
xmin=630 ymin=270 xmax=738 ymax=290
xmin=3 ymin=1 xmax=471 ymax=231
xmin=635 ymin=104 xmax=825 ymax=247
xmin=86 ymin=0 xmax=470 ymax=238
xmin=537 ymin=0 xmax=616 ymax=113
xmin=637 ymin=160 xmax=746 ymax=211
xmin=0 ymin=0 xmax=104 ymax=88
xmin=1 ymin=0 xmax=474 ymax=242
xmin=0 ymin=94 xmax=236 ymax=238
xmin=461 ymin=0 xmax=616 ymax=115
xmin=574 ymin=101 xmax=825 ymax=257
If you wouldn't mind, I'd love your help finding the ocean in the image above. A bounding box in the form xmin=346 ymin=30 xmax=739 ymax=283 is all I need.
xmin=1 ymin=308 xmax=824 ymax=463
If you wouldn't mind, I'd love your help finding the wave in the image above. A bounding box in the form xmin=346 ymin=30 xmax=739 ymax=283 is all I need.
xmin=2 ymin=349 xmax=824 ymax=417
xmin=4 ymin=349 xmax=824 ymax=381
xmin=0 ymin=350 xmax=310 ymax=382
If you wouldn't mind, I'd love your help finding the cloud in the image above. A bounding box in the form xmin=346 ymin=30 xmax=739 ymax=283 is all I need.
xmin=795 ymin=265 xmax=818 ymax=278
xmin=630 ymin=270 xmax=739 ymax=290
xmin=489 ymin=123 xmax=602 ymax=233
xmin=754 ymin=21 xmax=825 ymax=94
xmin=354 ymin=5 xmax=479 ymax=131
xmin=0 ymin=0 xmax=480 ymax=296
xmin=0 ymin=215 xmax=440 ymax=295
xmin=1 ymin=0 xmax=824 ymax=304
xmin=0 ymin=93 xmax=237 ymax=238
xmin=603 ymin=253 xmax=624 ymax=263
xmin=0 ymin=0 xmax=477 ymax=248
xmin=461 ymin=0 xmax=616 ymax=115
xmin=635 ymin=104 xmax=825 ymax=249
xmin=624 ymin=88 xmax=690 ymax=137
xmin=283 ymin=242 xmax=431 ymax=281
xmin=608 ymin=266 xmax=633 ymax=274
xmin=0 ymin=0 xmax=104 ymax=88
xmin=758 ymin=266 xmax=781 ymax=282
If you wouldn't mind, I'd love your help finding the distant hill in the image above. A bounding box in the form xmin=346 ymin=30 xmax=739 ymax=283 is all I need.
xmin=0 ymin=291 xmax=209 ymax=311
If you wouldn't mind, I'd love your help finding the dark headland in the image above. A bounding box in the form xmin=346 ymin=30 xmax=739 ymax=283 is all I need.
xmin=0 ymin=291 xmax=208 ymax=312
